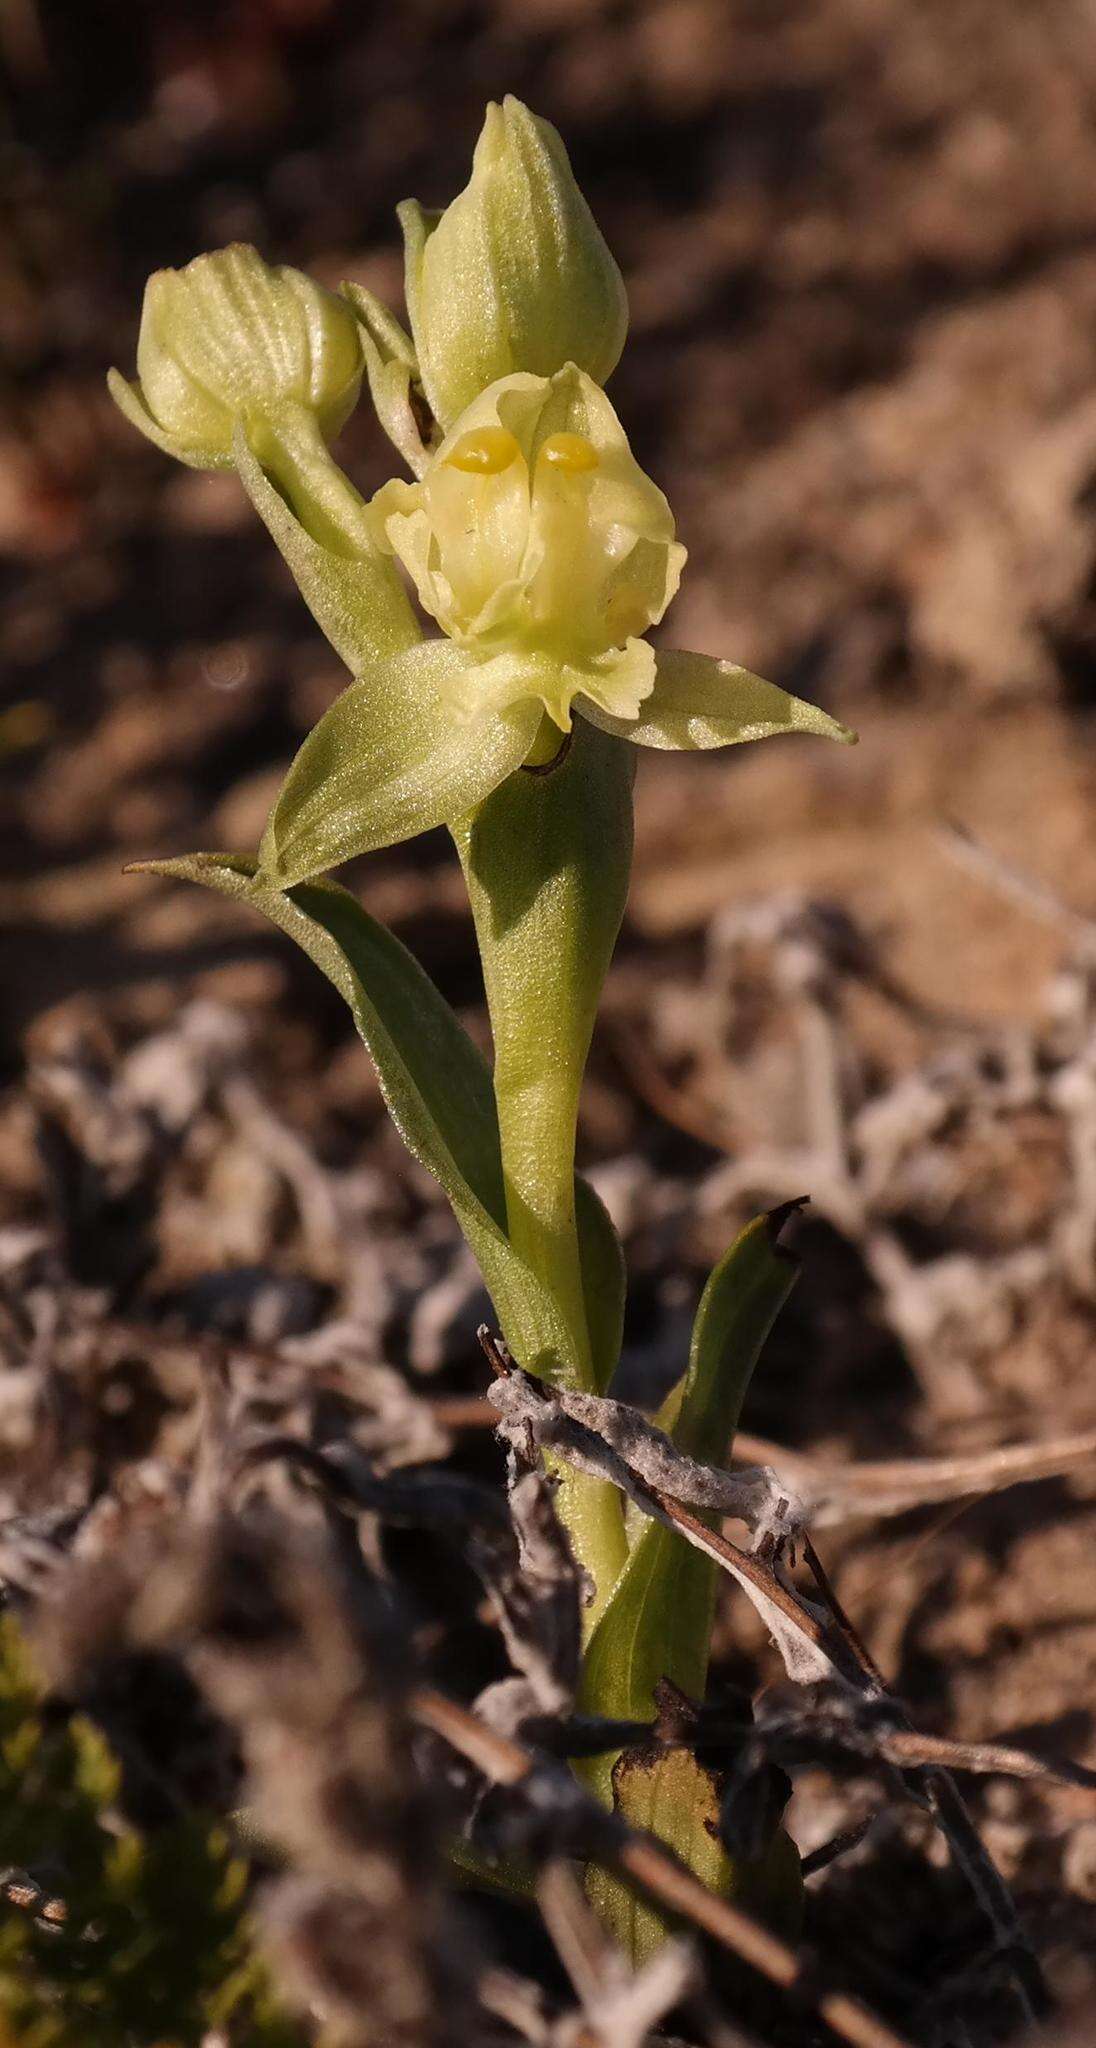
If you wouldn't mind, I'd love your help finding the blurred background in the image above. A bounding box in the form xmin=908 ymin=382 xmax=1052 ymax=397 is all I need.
xmin=4 ymin=1 xmax=1096 ymax=2019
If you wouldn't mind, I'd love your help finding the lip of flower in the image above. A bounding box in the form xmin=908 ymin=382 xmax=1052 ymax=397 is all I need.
xmin=368 ymin=365 xmax=686 ymax=731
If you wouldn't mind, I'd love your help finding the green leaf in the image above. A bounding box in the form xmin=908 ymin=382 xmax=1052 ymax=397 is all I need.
xmin=671 ymin=1204 xmax=802 ymax=1464
xmin=136 ymin=851 xmax=629 ymax=1627
xmin=577 ymin=1210 xmax=800 ymax=1798
xmin=447 ymin=1836 xmax=536 ymax=1902
xmin=586 ymin=1744 xmax=801 ymax=1967
xmin=581 ymin=647 xmax=856 ymax=750
xmin=134 ymin=853 xmax=500 ymax=1243
xmin=575 ymin=1175 xmax=626 ymax=1396
xmin=132 ymin=855 xmax=609 ymax=1395
xmin=233 ymin=425 xmax=420 ymax=672
xmin=259 ymin=642 xmax=542 ymax=884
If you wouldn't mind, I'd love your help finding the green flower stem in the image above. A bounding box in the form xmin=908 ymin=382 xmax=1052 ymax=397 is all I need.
xmin=249 ymin=401 xmax=376 ymax=559
xmin=452 ymin=717 xmax=634 ymax=1621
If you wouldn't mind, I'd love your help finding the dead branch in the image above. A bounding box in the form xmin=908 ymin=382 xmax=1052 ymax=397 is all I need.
xmin=411 ymin=1685 xmax=917 ymax=2048
xmin=737 ymin=1426 xmax=1096 ymax=1527
xmin=481 ymin=1338 xmax=1057 ymax=2025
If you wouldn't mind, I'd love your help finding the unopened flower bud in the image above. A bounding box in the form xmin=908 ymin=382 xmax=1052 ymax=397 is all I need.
xmin=402 ymin=97 xmax=628 ymax=431
xmin=108 ymin=245 xmax=362 ymax=469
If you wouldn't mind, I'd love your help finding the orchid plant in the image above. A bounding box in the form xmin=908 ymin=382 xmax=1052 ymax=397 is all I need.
xmin=111 ymin=98 xmax=853 ymax=1956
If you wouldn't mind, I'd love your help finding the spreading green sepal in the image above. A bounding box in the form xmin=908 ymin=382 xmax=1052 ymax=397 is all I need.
xmin=581 ymin=648 xmax=856 ymax=751
xmin=400 ymin=97 xmax=628 ymax=431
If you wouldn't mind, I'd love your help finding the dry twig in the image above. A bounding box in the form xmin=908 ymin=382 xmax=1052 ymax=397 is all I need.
xmin=412 ymin=1685 xmax=916 ymax=2048
xmin=481 ymin=1335 xmax=1057 ymax=2026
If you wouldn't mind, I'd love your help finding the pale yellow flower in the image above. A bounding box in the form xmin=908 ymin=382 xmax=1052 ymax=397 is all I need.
xmin=371 ymin=364 xmax=685 ymax=731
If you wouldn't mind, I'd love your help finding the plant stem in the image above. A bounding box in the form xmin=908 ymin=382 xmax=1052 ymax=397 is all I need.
xmin=490 ymin=1030 xmax=627 ymax=1624
xmin=492 ymin=1048 xmax=593 ymax=1383
xmin=451 ymin=718 xmax=635 ymax=1621
xmin=486 ymin=972 xmax=629 ymax=1623
xmin=250 ymin=401 xmax=376 ymax=557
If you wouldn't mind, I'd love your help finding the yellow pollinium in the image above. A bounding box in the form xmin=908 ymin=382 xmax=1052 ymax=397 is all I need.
xmin=540 ymin=432 xmax=598 ymax=473
xmin=445 ymin=425 xmax=521 ymax=474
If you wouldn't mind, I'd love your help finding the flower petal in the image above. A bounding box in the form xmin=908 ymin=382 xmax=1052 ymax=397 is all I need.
xmin=422 ymin=437 xmax=531 ymax=624
xmin=260 ymin=640 xmax=542 ymax=884
xmin=579 ymin=646 xmax=856 ymax=750
xmin=233 ymin=427 xmax=420 ymax=672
